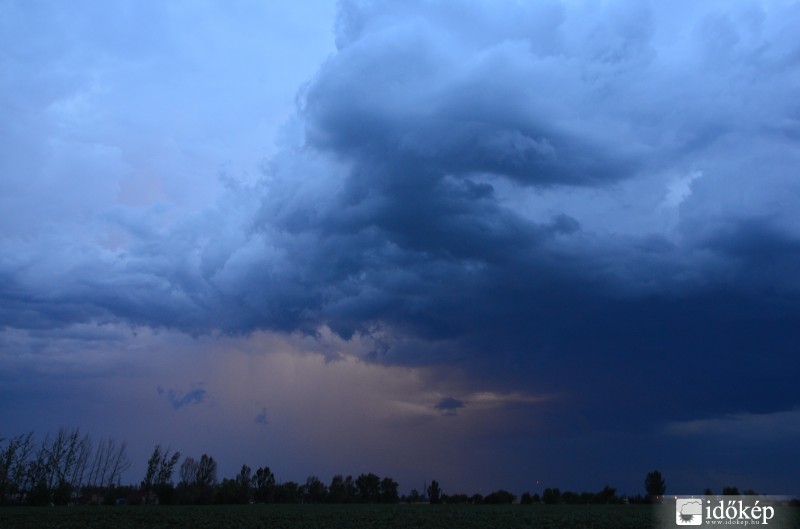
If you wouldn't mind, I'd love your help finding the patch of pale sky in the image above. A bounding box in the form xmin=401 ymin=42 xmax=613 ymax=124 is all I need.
xmin=662 ymin=171 xmax=703 ymax=209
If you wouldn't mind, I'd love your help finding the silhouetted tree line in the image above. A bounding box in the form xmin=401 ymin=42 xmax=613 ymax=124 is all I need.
xmin=2 ymin=432 xmax=777 ymax=507
xmin=524 ymin=486 xmax=626 ymax=505
xmin=141 ymin=456 xmax=402 ymax=506
xmin=0 ymin=428 xmax=130 ymax=506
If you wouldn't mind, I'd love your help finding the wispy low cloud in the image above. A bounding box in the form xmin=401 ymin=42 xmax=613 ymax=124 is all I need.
xmin=469 ymin=391 xmax=553 ymax=408
xmin=426 ymin=390 xmax=552 ymax=418
xmin=254 ymin=407 xmax=269 ymax=425
xmin=434 ymin=396 xmax=465 ymax=415
xmin=665 ymin=408 xmax=800 ymax=441
xmin=157 ymin=384 xmax=208 ymax=410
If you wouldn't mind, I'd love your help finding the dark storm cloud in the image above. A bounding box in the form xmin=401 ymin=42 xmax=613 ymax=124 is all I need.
xmin=255 ymin=407 xmax=269 ymax=426
xmin=2 ymin=0 xmax=800 ymax=439
xmin=261 ymin=0 xmax=800 ymax=427
xmin=158 ymin=385 xmax=208 ymax=410
xmin=303 ymin=1 xmax=645 ymax=187
xmin=434 ymin=397 xmax=464 ymax=415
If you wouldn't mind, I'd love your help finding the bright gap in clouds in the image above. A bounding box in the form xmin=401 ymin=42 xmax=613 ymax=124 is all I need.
xmin=0 ymin=324 xmax=553 ymax=493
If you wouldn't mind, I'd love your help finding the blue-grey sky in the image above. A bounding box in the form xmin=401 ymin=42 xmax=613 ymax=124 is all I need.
xmin=2 ymin=0 xmax=799 ymax=496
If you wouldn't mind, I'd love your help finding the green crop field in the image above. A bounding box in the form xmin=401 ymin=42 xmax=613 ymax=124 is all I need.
xmin=1 ymin=504 xmax=798 ymax=529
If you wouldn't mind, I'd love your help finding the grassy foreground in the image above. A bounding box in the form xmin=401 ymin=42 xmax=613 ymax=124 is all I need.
xmin=2 ymin=503 xmax=799 ymax=529
xmin=0 ymin=504 xmax=667 ymax=529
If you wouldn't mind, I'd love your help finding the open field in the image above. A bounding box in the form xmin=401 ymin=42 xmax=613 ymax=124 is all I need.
xmin=0 ymin=504 xmax=655 ymax=529
xmin=2 ymin=504 xmax=798 ymax=529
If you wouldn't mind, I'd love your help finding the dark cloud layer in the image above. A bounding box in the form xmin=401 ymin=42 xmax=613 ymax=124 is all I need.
xmin=260 ymin=0 xmax=800 ymax=427
xmin=2 ymin=0 xmax=800 ymax=492
xmin=254 ymin=407 xmax=269 ymax=426
xmin=158 ymin=385 xmax=208 ymax=410
xmin=434 ymin=397 xmax=465 ymax=415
